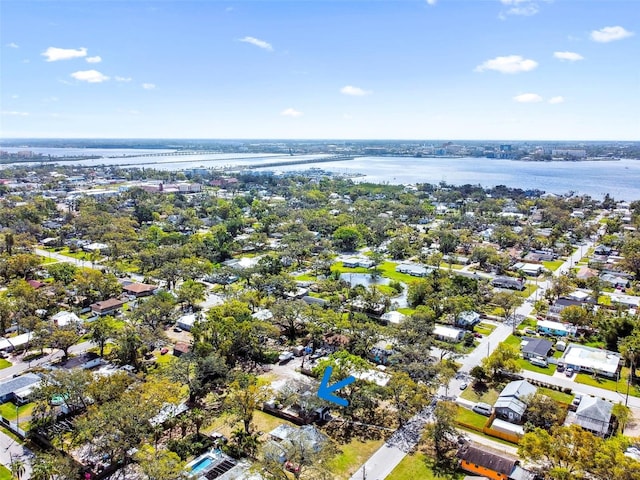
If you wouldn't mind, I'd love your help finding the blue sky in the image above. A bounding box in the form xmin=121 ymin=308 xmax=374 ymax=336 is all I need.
xmin=1 ymin=0 xmax=638 ymax=140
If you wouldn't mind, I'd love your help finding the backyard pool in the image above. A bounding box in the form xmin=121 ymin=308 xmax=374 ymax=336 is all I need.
xmin=190 ymin=456 xmax=213 ymax=474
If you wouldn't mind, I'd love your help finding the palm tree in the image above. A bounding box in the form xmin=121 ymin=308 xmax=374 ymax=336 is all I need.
xmin=189 ymin=407 xmax=207 ymax=438
xmin=10 ymin=457 xmax=25 ymax=480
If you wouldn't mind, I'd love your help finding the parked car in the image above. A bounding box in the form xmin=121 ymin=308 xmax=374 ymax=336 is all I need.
xmin=278 ymin=351 xmax=294 ymax=364
xmin=565 ymin=367 xmax=574 ymax=377
xmin=472 ymin=403 xmax=493 ymax=416
xmin=557 ymin=363 xmax=565 ymax=372
xmin=459 ymin=382 xmax=468 ymax=390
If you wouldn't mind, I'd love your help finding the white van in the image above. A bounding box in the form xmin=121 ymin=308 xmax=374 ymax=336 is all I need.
xmin=529 ymin=356 xmax=548 ymax=368
xmin=472 ymin=402 xmax=492 ymax=416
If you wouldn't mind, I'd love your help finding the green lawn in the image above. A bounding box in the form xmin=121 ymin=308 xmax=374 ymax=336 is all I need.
xmin=0 ymin=402 xmax=35 ymax=421
xmin=517 ymin=284 xmax=538 ymax=298
xmin=543 ymin=260 xmax=564 ymax=271
xmin=517 ymin=358 xmax=557 ymax=375
xmin=0 ymin=465 xmax=11 ymax=480
xmin=460 ymin=386 xmax=501 ymax=405
xmin=387 ymin=452 xmax=463 ymax=480
xmin=503 ymin=335 xmax=521 ymax=347
xmin=397 ymin=307 xmax=416 ymax=316
xmin=474 ymin=323 xmax=496 ymax=336
xmin=0 ymin=358 xmax=11 ymax=370
xmin=331 ymin=262 xmax=373 ymax=275
xmin=576 ymin=368 xmax=640 ymax=398
xmin=328 ymin=438 xmax=385 ymax=479
xmin=295 ymin=273 xmax=317 ymax=281
xmin=456 ymin=406 xmax=489 ymax=429
xmin=538 ymin=387 xmax=574 ymax=404
xmin=598 ymin=295 xmax=612 ymax=306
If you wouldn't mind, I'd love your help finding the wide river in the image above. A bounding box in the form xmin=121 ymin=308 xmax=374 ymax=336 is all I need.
xmin=2 ymin=147 xmax=639 ymax=200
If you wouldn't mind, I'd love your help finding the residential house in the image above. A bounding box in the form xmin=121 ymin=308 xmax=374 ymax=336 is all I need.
xmin=456 ymin=311 xmax=481 ymax=329
xmin=342 ymin=257 xmax=374 ymax=268
xmin=558 ymin=344 xmax=621 ymax=378
xmin=457 ymin=442 xmax=534 ymax=480
xmin=537 ymin=319 xmax=577 ymax=337
xmin=395 ymin=263 xmax=432 ymax=277
xmin=90 ymin=298 xmax=124 ymax=316
xmin=576 ymin=267 xmax=599 ymax=280
xmin=520 ymin=337 xmax=553 ymax=360
xmin=172 ymin=342 xmax=190 ymax=357
xmin=433 ymin=324 xmax=465 ymax=343
xmin=600 ymin=273 xmax=631 ymax=289
xmin=566 ymin=396 xmax=614 ymax=437
xmin=0 ymin=373 xmax=41 ymax=405
xmin=512 ymin=262 xmax=543 ymax=276
xmin=264 ymin=424 xmax=328 ymax=464
xmin=176 ymin=313 xmax=198 ymax=332
xmin=494 ymin=380 xmax=537 ymax=424
xmin=51 ymin=311 xmax=81 ymax=327
xmin=491 ymin=276 xmax=525 ymax=291
xmin=122 ymin=282 xmax=157 ymax=298
xmin=381 ymin=311 xmax=406 ymax=325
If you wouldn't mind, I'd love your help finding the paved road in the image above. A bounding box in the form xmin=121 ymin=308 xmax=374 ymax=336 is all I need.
xmin=0 ymin=341 xmax=95 ymax=381
xmin=0 ymin=429 xmax=33 ymax=479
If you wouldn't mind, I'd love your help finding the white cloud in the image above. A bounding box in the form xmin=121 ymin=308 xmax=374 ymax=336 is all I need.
xmin=499 ymin=0 xmax=540 ymax=18
xmin=70 ymin=70 xmax=109 ymax=83
xmin=340 ymin=85 xmax=373 ymax=96
xmin=426 ymin=0 xmax=437 ymax=5
xmin=590 ymin=26 xmax=634 ymax=43
xmin=475 ymin=55 xmax=538 ymax=73
xmin=553 ymin=51 xmax=584 ymax=61
xmin=513 ymin=93 xmax=543 ymax=103
xmin=7 ymin=42 xmax=19 ymax=48
xmin=548 ymin=96 xmax=565 ymax=104
xmin=42 ymin=46 xmax=87 ymax=62
xmin=86 ymin=56 xmax=102 ymax=63
xmin=281 ymin=108 xmax=303 ymax=117
xmin=115 ymin=76 xmax=132 ymax=82
xmin=1 ymin=111 xmax=29 ymax=116
xmin=142 ymin=83 xmax=156 ymax=90
xmin=239 ymin=36 xmax=273 ymax=51
xmin=343 ymin=113 xmax=353 ymax=120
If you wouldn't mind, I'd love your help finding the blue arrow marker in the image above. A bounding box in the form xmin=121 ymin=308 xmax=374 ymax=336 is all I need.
xmin=317 ymin=366 xmax=356 ymax=407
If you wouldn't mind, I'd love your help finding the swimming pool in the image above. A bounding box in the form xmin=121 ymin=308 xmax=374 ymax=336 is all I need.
xmin=190 ymin=456 xmax=213 ymax=474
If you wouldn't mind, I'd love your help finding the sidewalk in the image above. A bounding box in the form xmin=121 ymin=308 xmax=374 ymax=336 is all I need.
xmin=0 ymin=429 xmax=32 ymax=479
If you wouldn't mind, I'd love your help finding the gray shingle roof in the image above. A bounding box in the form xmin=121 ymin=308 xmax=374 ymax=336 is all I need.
xmin=0 ymin=373 xmax=41 ymax=399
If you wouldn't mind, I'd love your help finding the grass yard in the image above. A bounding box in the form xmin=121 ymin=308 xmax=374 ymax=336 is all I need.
xmin=0 ymin=466 xmax=11 ymax=480
xmin=460 ymin=386 xmax=501 ymax=405
xmin=295 ymin=273 xmax=317 ymax=281
xmin=328 ymin=437 xmax=385 ymax=479
xmin=397 ymin=307 xmax=416 ymax=316
xmin=456 ymin=406 xmax=489 ymax=430
xmin=517 ymin=358 xmax=557 ymax=375
xmin=598 ymin=295 xmax=612 ymax=306
xmin=576 ymin=368 xmax=640 ymax=398
xmin=503 ymin=335 xmax=521 ymax=347
xmin=331 ymin=262 xmax=373 ymax=275
xmin=0 ymin=402 xmax=35 ymax=421
xmin=378 ymin=261 xmax=425 ymax=284
xmin=543 ymin=260 xmax=564 ymax=271
xmin=0 ymin=358 xmax=11 ymax=370
xmin=538 ymin=387 xmax=574 ymax=404
xmin=474 ymin=323 xmax=496 ymax=336
xmin=516 ymin=284 xmax=538 ymax=298
xmin=387 ymin=452 xmax=464 ymax=480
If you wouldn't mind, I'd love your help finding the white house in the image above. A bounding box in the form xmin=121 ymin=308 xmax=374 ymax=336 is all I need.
xmin=433 ymin=325 xmax=464 ymax=343
xmin=176 ymin=313 xmax=198 ymax=332
xmin=559 ymin=344 xmax=621 ymax=378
